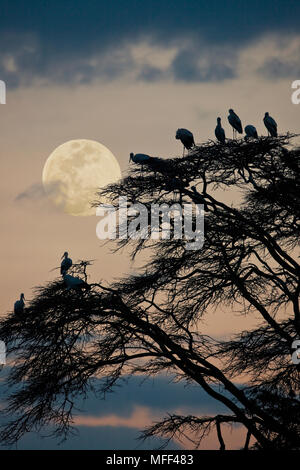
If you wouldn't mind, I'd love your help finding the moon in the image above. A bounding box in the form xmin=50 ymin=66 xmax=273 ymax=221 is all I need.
xmin=42 ymin=139 xmax=121 ymax=216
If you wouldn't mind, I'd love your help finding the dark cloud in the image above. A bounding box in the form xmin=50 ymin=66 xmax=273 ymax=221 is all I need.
xmin=76 ymin=375 xmax=229 ymax=418
xmin=171 ymin=48 xmax=236 ymax=83
xmin=137 ymin=65 xmax=164 ymax=82
xmin=0 ymin=373 xmax=231 ymax=449
xmin=1 ymin=0 xmax=300 ymax=86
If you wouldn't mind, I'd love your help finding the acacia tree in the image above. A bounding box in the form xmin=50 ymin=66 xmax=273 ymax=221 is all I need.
xmin=0 ymin=135 xmax=299 ymax=449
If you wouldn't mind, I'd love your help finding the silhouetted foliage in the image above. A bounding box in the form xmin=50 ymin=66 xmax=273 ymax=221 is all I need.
xmin=0 ymin=135 xmax=299 ymax=449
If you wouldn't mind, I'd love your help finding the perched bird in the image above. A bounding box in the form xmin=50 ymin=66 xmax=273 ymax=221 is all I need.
xmin=60 ymin=251 xmax=72 ymax=275
xmin=263 ymin=112 xmax=278 ymax=137
xmin=129 ymin=152 xmax=159 ymax=176
xmin=228 ymin=109 xmax=243 ymax=138
xmin=245 ymin=125 xmax=258 ymax=139
xmin=14 ymin=293 xmax=25 ymax=315
xmin=175 ymin=128 xmax=195 ymax=156
xmin=215 ymin=117 xmax=226 ymax=144
xmin=63 ymin=273 xmax=91 ymax=291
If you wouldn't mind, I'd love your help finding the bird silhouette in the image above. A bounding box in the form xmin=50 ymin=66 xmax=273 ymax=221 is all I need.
xmin=63 ymin=273 xmax=91 ymax=291
xmin=14 ymin=293 xmax=25 ymax=315
xmin=245 ymin=125 xmax=258 ymax=139
xmin=175 ymin=128 xmax=195 ymax=156
xmin=228 ymin=109 xmax=243 ymax=139
xmin=215 ymin=117 xmax=226 ymax=144
xmin=263 ymin=112 xmax=277 ymax=137
xmin=129 ymin=152 xmax=160 ymax=176
xmin=129 ymin=153 xmax=152 ymax=164
xmin=60 ymin=252 xmax=72 ymax=275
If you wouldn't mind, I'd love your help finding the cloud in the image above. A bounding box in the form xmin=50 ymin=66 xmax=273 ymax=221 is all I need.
xmin=14 ymin=183 xmax=45 ymax=202
xmin=7 ymin=425 xmax=179 ymax=450
xmin=253 ymin=34 xmax=300 ymax=79
xmin=258 ymin=58 xmax=300 ymax=79
xmin=73 ymin=374 xmax=229 ymax=420
xmin=14 ymin=182 xmax=63 ymax=214
xmin=137 ymin=65 xmax=164 ymax=82
xmin=74 ymin=405 xmax=158 ymax=429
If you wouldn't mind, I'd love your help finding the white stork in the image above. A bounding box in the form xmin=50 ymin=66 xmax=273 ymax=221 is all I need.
xmin=63 ymin=273 xmax=91 ymax=291
xmin=263 ymin=112 xmax=278 ymax=137
xmin=245 ymin=125 xmax=258 ymax=140
xmin=175 ymin=128 xmax=195 ymax=156
xmin=215 ymin=117 xmax=226 ymax=144
xmin=14 ymin=293 xmax=25 ymax=315
xmin=61 ymin=251 xmax=72 ymax=275
xmin=129 ymin=153 xmax=160 ymax=177
xmin=228 ymin=109 xmax=243 ymax=139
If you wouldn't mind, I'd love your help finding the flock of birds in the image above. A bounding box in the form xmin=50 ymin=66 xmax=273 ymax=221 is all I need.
xmin=130 ymin=109 xmax=278 ymax=164
xmin=14 ymin=252 xmax=90 ymax=315
xmin=13 ymin=110 xmax=278 ymax=315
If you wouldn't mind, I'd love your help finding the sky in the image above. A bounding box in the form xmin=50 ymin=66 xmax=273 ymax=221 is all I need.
xmin=0 ymin=0 xmax=299 ymax=450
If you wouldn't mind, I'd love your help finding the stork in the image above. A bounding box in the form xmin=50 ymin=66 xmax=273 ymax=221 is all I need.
xmin=129 ymin=153 xmax=152 ymax=164
xmin=175 ymin=128 xmax=195 ymax=156
xmin=60 ymin=251 xmax=72 ymax=275
xmin=191 ymin=186 xmax=208 ymax=211
xmin=244 ymin=125 xmax=258 ymax=140
xmin=129 ymin=152 xmax=153 ymax=175
xmin=263 ymin=112 xmax=277 ymax=137
xmin=228 ymin=109 xmax=243 ymax=139
xmin=63 ymin=273 xmax=91 ymax=291
xmin=14 ymin=293 xmax=25 ymax=315
xmin=164 ymin=177 xmax=188 ymax=192
xmin=215 ymin=117 xmax=226 ymax=144
xmin=164 ymin=177 xmax=188 ymax=204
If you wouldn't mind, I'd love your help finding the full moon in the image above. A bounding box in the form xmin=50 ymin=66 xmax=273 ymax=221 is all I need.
xmin=42 ymin=139 xmax=121 ymax=216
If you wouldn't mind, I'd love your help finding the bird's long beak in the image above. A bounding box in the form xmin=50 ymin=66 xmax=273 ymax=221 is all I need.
xmin=61 ymin=254 xmax=65 ymax=259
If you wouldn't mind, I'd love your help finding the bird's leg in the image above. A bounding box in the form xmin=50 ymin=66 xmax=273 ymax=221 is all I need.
xmin=182 ymin=147 xmax=185 ymax=158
